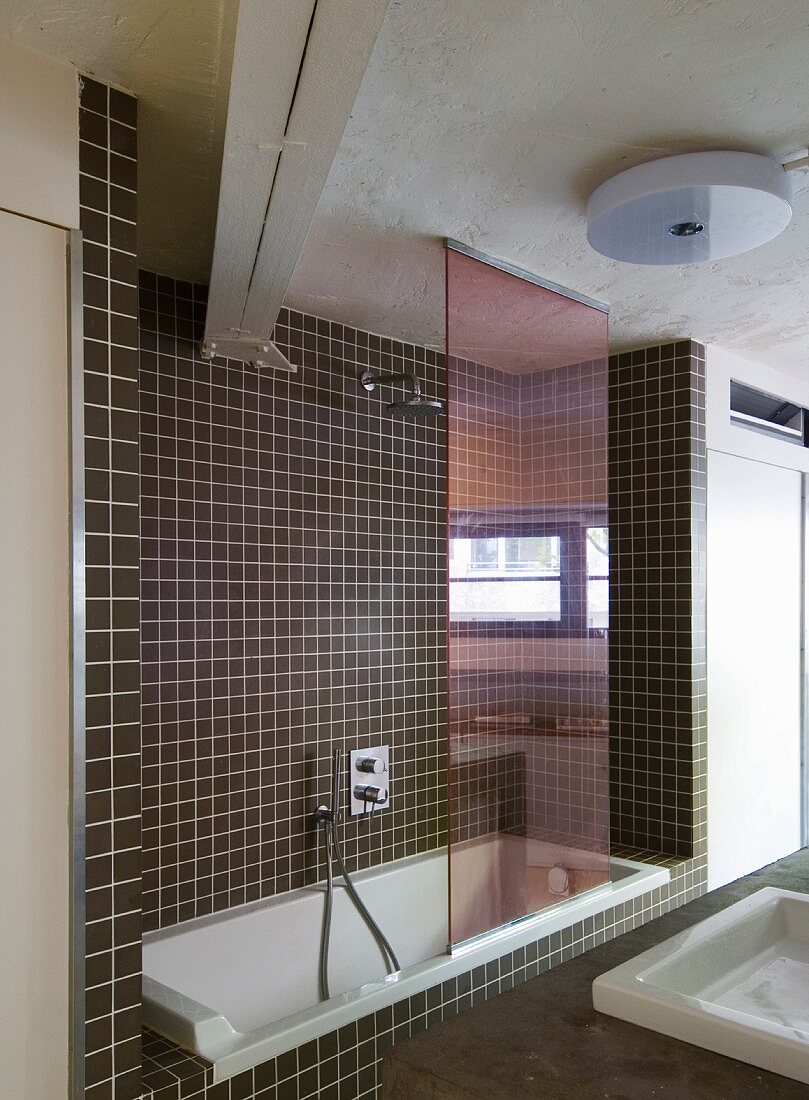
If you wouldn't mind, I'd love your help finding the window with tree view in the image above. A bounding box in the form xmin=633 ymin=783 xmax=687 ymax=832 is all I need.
xmin=450 ymin=534 xmax=562 ymax=622
xmin=449 ymin=521 xmax=608 ymax=635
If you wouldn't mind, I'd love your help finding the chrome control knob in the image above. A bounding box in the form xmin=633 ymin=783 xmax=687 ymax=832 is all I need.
xmin=353 ymin=784 xmax=388 ymax=805
xmin=356 ymin=756 xmax=385 ymax=775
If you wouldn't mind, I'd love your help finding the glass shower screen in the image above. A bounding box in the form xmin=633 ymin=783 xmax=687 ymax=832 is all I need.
xmin=445 ymin=242 xmax=610 ymax=945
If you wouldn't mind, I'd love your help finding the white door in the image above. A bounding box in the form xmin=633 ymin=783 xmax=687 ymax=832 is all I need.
xmin=707 ymin=448 xmax=803 ymax=890
xmin=0 ymin=210 xmax=71 ymax=1097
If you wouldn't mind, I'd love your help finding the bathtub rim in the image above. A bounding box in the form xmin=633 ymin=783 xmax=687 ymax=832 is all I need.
xmin=143 ymin=851 xmax=669 ymax=1082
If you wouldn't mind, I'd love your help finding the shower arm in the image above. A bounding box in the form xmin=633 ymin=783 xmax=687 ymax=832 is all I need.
xmin=359 ymin=369 xmax=421 ymax=397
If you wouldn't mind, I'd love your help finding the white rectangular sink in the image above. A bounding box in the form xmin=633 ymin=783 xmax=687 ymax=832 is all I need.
xmin=593 ymin=887 xmax=809 ymax=1085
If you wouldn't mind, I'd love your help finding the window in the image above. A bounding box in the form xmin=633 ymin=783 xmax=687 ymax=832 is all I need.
xmin=730 ymin=380 xmax=807 ymax=447
xmin=449 ymin=519 xmax=607 ymax=636
xmin=470 ymin=538 xmax=499 ymax=570
xmin=586 ymin=526 xmax=608 ymax=630
xmin=450 ymin=535 xmax=562 ymax=622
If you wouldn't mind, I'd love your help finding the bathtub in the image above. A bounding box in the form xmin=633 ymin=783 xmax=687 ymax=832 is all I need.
xmin=593 ymin=887 xmax=809 ymax=1085
xmin=143 ymin=840 xmax=668 ymax=1082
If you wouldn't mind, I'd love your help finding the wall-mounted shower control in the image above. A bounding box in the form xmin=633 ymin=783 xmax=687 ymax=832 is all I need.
xmin=353 ymin=784 xmax=388 ymax=805
xmin=350 ymin=745 xmax=389 ymax=815
xmin=356 ymin=756 xmax=385 ymax=774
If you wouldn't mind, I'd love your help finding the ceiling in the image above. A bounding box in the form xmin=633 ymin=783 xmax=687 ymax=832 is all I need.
xmin=0 ymin=0 xmax=238 ymax=281
xmin=5 ymin=0 xmax=809 ymax=372
xmin=447 ymin=245 xmax=609 ymax=373
xmin=287 ymin=0 xmax=809 ymax=374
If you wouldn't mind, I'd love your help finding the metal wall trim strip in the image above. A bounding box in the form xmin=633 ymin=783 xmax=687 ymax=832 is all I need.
xmin=68 ymin=226 xmax=86 ymax=1100
xmin=444 ymin=238 xmax=610 ymax=314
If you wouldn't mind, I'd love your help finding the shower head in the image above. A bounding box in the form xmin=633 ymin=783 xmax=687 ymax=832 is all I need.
xmin=359 ymin=368 xmax=445 ymax=418
xmin=388 ymin=394 xmax=446 ymax=418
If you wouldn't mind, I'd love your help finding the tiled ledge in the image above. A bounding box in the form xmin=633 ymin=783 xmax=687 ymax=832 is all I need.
xmin=141 ymin=1029 xmax=212 ymax=1099
xmin=610 ymin=844 xmax=695 ymax=870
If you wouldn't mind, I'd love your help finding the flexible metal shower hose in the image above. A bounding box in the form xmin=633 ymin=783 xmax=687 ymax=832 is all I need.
xmin=318 ymin=820 xmax=335 ymax=1001
xmin=317 ymin=810 xmax=400 ymax=1001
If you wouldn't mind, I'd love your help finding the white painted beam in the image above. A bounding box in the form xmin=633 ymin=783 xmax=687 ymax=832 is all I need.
xmin=204 ymin=0 xmax=390 ymax=366
xmin=204 ymin=0 xmax=316 ymax=339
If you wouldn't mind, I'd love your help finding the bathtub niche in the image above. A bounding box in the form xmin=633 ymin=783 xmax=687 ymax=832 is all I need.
xmin=144 ymin=844 xmax=666 ymax=1081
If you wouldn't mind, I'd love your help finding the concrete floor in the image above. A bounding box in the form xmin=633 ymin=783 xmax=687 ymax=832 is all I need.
xmin=380 ymin=849 xmax=809 ymax=1099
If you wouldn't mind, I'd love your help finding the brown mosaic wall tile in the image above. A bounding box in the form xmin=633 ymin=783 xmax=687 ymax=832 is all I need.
xmin=137 ymin=337 xmax=709 ymax=1100
xmin=75 ymin=75 xmax=713 ymax=1091
xmin=138 ymin=277 xmax=447 ymax=931
xmin=80 ymin=75 xmax=142 ymax=1099
xmin=608 ymin=341 xmax=708 ymax=856
xmin=449 ymin=751 xmax=525 ymax=842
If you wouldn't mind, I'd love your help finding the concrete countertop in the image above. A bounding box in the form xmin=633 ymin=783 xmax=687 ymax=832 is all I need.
xmin=381 ymin=849 xmax=809 ymax=1099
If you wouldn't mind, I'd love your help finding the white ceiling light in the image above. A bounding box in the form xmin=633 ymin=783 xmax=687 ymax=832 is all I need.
xmin=586 ymin=151 xmax=792 ymax=265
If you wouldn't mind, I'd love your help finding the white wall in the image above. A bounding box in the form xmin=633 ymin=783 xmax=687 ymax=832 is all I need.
xmin=0 ymin=35 xmax=79 ymax=1100
xmin=0 ymin=34 xmax=79 ymax=227
xmin=0 ymin=210 xmax=71 ymax=1098
xmin=706 ymin=345 xmax=807 ymax=890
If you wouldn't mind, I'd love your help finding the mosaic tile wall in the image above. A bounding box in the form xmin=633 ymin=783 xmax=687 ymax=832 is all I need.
xmin=138 ymin=278 xmax=447 ymax=931
xmin=136 ymin=330 xmax=709 ymax=1099
xmin=75 ymin=72 xmax=712 ymax=1100
xmin=141 ymin=336 xmax=713 ymax=1100
xmin=448 ymin=750 xmax=525 ymax=842
xmin=79 ymin=76 xmax=143 ymax=1099
xmin=608 ymin=341 xmax=708 ymax=856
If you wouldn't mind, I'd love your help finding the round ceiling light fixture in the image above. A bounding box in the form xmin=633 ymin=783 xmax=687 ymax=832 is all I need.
xmin=586 ymin=150 xmax=792 ymax=265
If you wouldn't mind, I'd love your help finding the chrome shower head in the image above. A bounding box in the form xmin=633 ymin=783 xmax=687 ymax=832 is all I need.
xmin=359 ymin=368 xmax=445 ymax=418
xmin=388 ymin=394 xmax=446 ymax=418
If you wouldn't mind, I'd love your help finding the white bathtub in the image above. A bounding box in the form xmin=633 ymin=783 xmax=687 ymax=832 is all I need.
xmin=593 ymin=887 xmax=809 ymax=1085
xmin=144 ymin=841 xmax=668 ymax=1082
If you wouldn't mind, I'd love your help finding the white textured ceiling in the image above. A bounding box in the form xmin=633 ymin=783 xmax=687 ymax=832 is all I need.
xmin=6 ymin=0 xmax=809 ymax=371
xmin=287 ymin=0 xmax=809 ymax=374
xmin=0 ymin=0 xmax=237 ymax=281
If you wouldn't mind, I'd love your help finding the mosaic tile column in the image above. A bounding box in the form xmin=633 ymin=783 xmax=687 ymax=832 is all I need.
xmin=608 ymin=341 xmax=707 ymax=857
xmin=79 ymin=75 xmax=142 ymax=1099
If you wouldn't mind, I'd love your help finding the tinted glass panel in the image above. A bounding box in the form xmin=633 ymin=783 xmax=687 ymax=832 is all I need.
xmin=446 ymin=245 xmax=611 ymax=944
